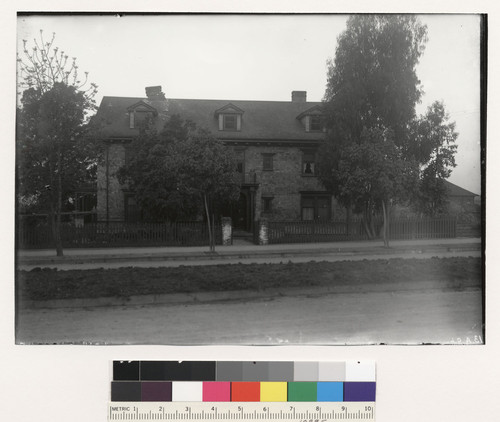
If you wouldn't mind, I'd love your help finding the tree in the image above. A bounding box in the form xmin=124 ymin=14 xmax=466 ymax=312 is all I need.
xmin=318 ymin=15 xmax=428 ymax=246
xmin=320 ymin=127 xmax=419 ymax=247
xmin=323 ymin=15 xmax=428 ymax=148
xmin=411 ymin=101 xmax=458 ymax=216
xmin=117 ymin=115 xmax=240 ymax=252
xmin=17 ymin=31 xmax=98 ymax=256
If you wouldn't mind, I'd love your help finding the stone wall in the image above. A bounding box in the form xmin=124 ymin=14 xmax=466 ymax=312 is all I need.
xmin=240 ymin=146 xmax=341 ymax=221
xmin=97 ymin=142 xmax=344 ymax=223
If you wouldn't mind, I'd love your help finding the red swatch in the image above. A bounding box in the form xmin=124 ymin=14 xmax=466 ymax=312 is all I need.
xmin=231 ymin=382 xmax=260 ymax=401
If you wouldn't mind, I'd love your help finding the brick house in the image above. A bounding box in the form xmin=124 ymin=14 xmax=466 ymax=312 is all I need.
xmin=94 ymin=86 xmax=343 ymax=232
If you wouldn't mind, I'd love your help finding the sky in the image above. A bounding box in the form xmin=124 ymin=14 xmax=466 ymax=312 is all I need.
xmin=16 ymin=13 xmax=482 ymax=194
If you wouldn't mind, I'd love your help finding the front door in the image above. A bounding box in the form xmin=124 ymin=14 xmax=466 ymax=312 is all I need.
xmin=233 ymin=192 xmax=248 ymax=230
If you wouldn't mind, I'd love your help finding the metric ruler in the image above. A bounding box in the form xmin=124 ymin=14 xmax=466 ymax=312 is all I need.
xmin=108 ymin=402 xmax=376 ymax=421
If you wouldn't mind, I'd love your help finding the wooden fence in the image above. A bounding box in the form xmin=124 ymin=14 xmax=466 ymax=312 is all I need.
xmin=17 ymin=221 xmax=221 ymax=249
xmin=266 ymin=217 xmax=457 ymax=245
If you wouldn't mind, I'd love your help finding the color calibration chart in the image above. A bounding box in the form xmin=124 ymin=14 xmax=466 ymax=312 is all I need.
xmin=109 ymin=361 xmax=376 ymax=421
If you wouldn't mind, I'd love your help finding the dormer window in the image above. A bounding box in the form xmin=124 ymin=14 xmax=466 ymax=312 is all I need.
xmin=309 ymin=115 xmax=323 ymax=132
xmin=223 ymin=114 xmax=237 ymax=131
xmin=129 ymin=110 xmax=154 ymax=129
xmin=215 ymin=103 xmax=244 ymax=132
xmin=127 ymin=101 xmax=158 ymax=129
xmin=296 ymin=105 xmax=325 ymax=133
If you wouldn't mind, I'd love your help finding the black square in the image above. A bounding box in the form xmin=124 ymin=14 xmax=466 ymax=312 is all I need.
xmin=113 ymin=361 xmax=140 ymax=381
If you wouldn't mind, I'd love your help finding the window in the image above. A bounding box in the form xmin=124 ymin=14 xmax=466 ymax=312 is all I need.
xmin=302 ymin=151 xmax=316 ymax=175
xmin=309 ymin=115 xmax=322 ymax=131
xmin=129 ymin=111 xmax=153 ymax=129
xmin=223 ymin=114 xmax=237 ymax=131
xmin=301 ymin=194 xmax=331 ymax=221
xmin=216 ymin=104 xmax=244 ymax=131
xmin=236 ymin=161 xmax=244 ymax=173
xmin=262 ymin=196 xmax=273 ymax=213
xmin=262 ymin=154 xmax=274 ymax=171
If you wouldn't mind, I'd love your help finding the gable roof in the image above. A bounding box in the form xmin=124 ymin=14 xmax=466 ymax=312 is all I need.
xmin=214 ymin=103 xmax=245 ymax=116
xmin=95 ymin=96 xmax=324 ymax=142
xmin=126 ymin=100 xmax=158 ymax=113
xmin=296 ymin=104 xmax=324 ymax=120
xmin=444 ymin=180 xmax=480 ymax=197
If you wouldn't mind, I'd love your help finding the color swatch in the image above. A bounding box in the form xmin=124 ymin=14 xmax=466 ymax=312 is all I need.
xmin=111 ymin=361 xmax=376 ymax=403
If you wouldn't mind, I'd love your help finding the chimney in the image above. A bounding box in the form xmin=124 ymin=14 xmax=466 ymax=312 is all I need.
xmin=291 ymin=91 xmax=307 ymax=103
xmin=145 ymin=86 xmax=165 ymax=100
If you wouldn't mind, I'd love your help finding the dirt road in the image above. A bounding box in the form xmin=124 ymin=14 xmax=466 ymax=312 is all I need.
xmin=16 ymin=286 xmax=483 ymax=345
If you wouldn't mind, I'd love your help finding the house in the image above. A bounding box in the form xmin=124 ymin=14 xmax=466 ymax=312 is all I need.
xmin=94 ymin=86 xmax=343 ymax=232
xmin=443 ymin=180 xmax=481 ymax=213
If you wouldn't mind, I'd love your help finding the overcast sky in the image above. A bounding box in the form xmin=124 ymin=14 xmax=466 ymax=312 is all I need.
xmin=17 ymin=13 xmax=482 ymax=194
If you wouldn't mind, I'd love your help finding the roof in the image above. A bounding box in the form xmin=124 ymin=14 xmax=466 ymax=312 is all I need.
xmin=94 ymin=96 xmax=325 ymax=142
xmin=444 ymin=180 xmax=480 ymax=197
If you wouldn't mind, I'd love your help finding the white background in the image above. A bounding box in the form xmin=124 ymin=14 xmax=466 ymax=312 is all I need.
xmin=1 ymin=1 xmax=498 ymax=422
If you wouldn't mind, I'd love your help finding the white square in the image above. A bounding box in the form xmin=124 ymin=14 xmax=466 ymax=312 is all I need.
xmin=172 ymin=382 xmax=203 ymax=401
xmin=345 ymin=361 xmax=376 ymax=381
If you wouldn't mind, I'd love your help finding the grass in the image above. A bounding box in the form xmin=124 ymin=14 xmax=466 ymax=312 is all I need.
xmin=17 ymin=257 xmax=482 ymax=302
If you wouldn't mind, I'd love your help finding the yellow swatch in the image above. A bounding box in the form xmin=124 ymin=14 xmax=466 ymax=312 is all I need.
xmin=260 ymin=382 xmax=287 ymax=402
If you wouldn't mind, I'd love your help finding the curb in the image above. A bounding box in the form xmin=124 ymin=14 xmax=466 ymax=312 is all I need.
xmin=20 ymin=278 xmax=481 ymax=311
xmin=17 ymin=243 xmax=481 ymax=267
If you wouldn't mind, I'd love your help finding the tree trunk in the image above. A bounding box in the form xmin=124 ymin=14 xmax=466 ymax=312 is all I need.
xmin=204 ymin=194 xmax=215 ymax=252
xmin=212 ymin=211 xmax=216 ymax=252
xmin=362 ymin=204 xmax=376 ymax=239
xmin=382 ymin=199 xmax=390 ymax=248
xmin=55 ymin=154 xmax=64 ymax=256
xmin=346 ymin=206 xmax=350 ymax=238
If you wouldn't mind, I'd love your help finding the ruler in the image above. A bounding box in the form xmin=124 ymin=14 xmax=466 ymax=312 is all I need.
xmin=108 ymin=401 xmax=375 ymax=421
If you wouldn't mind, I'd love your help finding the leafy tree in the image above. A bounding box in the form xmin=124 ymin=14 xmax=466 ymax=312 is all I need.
xmin=323 ymin=15 xmax=428 ymax=148
xmin=17 ymin=31 xmax=98 ymax=256
xmin=318 ymin=15 xmax=428 ymax=246
xmin=319 ymin=127 xmax=419 ymax=246
xmin=411 ymin=101 xmax=458 ymax=215
xmin=117 ymin=115 xmax=240 ymax=251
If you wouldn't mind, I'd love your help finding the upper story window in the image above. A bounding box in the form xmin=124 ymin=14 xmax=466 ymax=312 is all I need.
xmin=296 ymin=105 xmax=325 ymax=133
xmin=129 ymin=110 xmax=154 ymax=129
xmin=127 ymin=101 xmax=158 ymax=129
xmin=309 ymin=115 xmax=323 ymax=132
xmin=215 ymin=103 xmax=244 ymax=132
xmin=223 ymin=114 xmax=237 ymax=131
xmin=302 ymin=151 xmax=316 ymax=175
xmin=262 ymin=153 xmax=274 ymax=171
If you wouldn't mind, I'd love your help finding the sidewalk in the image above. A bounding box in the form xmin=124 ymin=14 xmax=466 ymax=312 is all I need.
xmin=17 ymin=237 xmax=482 ymax=267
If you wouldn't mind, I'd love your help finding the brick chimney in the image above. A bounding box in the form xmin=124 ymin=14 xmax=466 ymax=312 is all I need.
xmin=291 ymin=91 xmax=307 ymax=102
xmin=145 ymin=86 xmax=165 ymax=100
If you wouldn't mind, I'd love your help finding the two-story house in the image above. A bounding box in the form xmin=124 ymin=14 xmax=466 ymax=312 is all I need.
xmin=94 ymin=86 xmax=343 ymax=232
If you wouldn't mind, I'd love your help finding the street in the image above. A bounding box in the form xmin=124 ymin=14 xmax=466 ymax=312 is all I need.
xmin=16 ymin=285 xmax=483 ymax=345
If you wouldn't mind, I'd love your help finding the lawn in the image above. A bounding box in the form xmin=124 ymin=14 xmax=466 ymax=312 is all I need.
xmin=17 ymin=257 xmax=482 ymax=302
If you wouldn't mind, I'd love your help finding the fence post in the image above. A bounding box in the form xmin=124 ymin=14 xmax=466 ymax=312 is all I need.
xmin=259 ymin=218 xmax=269 ymax=245
xmin=221 ymin=217 xmax=232 ymax=246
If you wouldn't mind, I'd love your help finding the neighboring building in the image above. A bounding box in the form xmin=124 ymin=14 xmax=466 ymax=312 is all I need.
xmin=443 ymin=180 xmax=481 ymax=213
xmin=94 ymin=86 xmax=343 ymax=231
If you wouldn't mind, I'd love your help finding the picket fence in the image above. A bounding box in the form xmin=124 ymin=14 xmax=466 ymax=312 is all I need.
xmin=17 ymin=221 xmax=221 ymax=249
xmin=265 ymin=217 xmax=457 ymax=245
